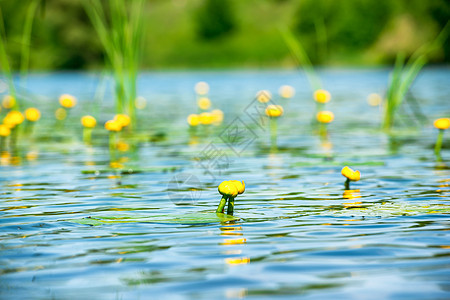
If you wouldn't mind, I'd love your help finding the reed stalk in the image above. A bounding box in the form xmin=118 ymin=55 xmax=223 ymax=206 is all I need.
xmin=383 ymin=23 xmax=449 ymax=132
xmin=20 ymin=0 xmax=40 ymax=86
xmin=0 ymin=7 xmax=17 ymax=108
xmin=279 ymin=26 xmax=322 ymax=92
xmin=83 ymin=0 xmax=145 ymax=130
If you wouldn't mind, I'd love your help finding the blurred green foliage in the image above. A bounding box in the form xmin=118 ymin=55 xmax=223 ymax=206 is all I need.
xmin=0 ymin=0 xmax=448 ymax=70
xmin=195 ymin=0 xmax=235 ymax=40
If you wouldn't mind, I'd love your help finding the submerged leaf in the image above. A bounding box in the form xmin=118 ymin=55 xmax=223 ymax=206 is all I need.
xmin=69 ymin=212 xmax=240 ymax=226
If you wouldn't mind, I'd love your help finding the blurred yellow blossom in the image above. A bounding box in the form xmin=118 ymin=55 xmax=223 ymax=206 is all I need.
xmin=59 ymin=94 xmax=76 ymax=108
xmin=187 ymin=114 xmax=200 ymax=126
xmin=279 ymin=85 xmax=295 ymax=99
xmin=314 ymin=89 xmax=331 ymax=103
xmin=265 ymin=105 xmax=283 ymax=117
xmin=434 ymin=118 xmax=450 ymax=130
xmin=195 ymin=81 xmax=209 ymax=95
xmin=81 ymin=115 xmax=97 ymax=128
xmin=197 ymin=97 xmax=211 ymax=110
xmin=25 ymin=108 xmax=41 ymax=122
xmin=316 ymin=111 xmax=334 ymax=123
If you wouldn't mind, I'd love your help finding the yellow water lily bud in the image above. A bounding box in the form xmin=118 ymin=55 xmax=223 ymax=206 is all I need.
xmin=135 ymin=96 xmax=147 ymax=109
xmin=218 ymin=180 xmax=238 ymax=198
xmin=114 ymin=114 xmax=131 ymax=127
xmin=434 ymin=118 xmax=450 ymax=130
xmin=230 ymin=180 xmax=245 ymax=194
xmin=81 ymin=115 xmax=96 ymax=128
xmin=367 ymin=93 xmax=382 ymax=106
xmin=59 ymin=94 xmax=77 ymax=108
xmin=279 ymin=85 xmax=295 ymax=99
xmin=0 ymin=124 xmax=11 ymax=137
xmin=265 ymin=105 xmax=283 ymax=118
xmin=256 ymin=90 xmax=271 ymax=103
xmin=211 ymin=109 xmax=224 ymax=125
xmin=195 ymin=81 xmax=209 ymax=95
xmin=341 ymin=166 xmax=361 ymax=181
xmin=200 ymin=112 xmax=214 ymax=125
xmin=316 ymin=111 xmax=334 ymax=123
xmin=25 ymin=108 xmax=41 ymax=122
xmin=4 ymin=111 xmax=24 ymax=127
xmin=105 ymin=120 xmax=122 ymax=132
xmin=2 ymin=95 xmax=16 ymax=109
xmin=197 ymin=97 xmax=211 ymax=110
xmin=314 ymin=89 xmax=331 ymax=103
xmin=187 ymin=114 xmax=200 ymax=126
xmin=55 ymin=108 xmax=67 ymax=120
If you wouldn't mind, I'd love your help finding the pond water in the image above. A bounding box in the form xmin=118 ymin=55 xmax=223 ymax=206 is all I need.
xmin=1 ymin=68 xmax=450 ymax=299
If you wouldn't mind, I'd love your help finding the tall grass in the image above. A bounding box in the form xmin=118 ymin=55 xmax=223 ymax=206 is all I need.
xmin=0 ymin=0 xmax=40 ymax=110
xmin=83 ymin=0 xmax=145 ymax=130
xmin=383 ymin=22 xmax=449 ymax=131
xmin=20 ymin=0 xmax=40 ymax=86
xmin=0 ymin=6 xmax=17 ymax=109
xmin=279 ymin=26 xmax=322 ymax=92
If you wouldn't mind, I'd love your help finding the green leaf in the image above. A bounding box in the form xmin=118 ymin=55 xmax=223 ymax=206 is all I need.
xmin=69 ymin=212 xmax=240 ymax=226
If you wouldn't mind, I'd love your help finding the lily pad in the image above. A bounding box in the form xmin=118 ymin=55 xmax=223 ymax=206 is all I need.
xmin=70 ymin=212 xmax=240 ymax=226
xmin=291 ymin=160 xmax=385 ymax=167
xmin=328 ymin=203 xmax=450 ymax=218
xmin=81 ymin=166 xmax=182 ymax=175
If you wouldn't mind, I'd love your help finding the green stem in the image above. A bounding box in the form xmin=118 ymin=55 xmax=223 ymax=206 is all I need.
xmin=83 ymin=127 xmax=92 ymax=145
xmin=435 ymin=129 xmax=444 ymax=160
xmin=227 ymin=197 xmax=235 ymax=215
xmin=319 ymin=123 xmax=327 ymax=137
xmin=344 ymin=178 xmax=350 ymax=190
xmin=10 ymin=126 xmax=18 ymax=151
xmin=109 ymin=131 xmax=117 ymax=160
xmin=270 ymin=117 xmax=277 ymax=150
xmin=216 ymin=196 xmax=228 ymax=213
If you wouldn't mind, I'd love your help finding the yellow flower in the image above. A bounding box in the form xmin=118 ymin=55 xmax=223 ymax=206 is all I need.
xmin=2 ymin=95 xmax=16 ymax=109
xmin=229 ymin=180 xmax=245 ymax=194
xmin=211 ymin=109 xmax=224 ymax=125
xmin=200 ymin=112 xmax=214 ymax=125
xmin=0 ymin=124 xmax=11 ymax=137
xmin=367 ymin=93 xmax=382 ymax=106
xmin=195 ymin=81 xmax=209 ymax=95
xmin=314 ymin=89 xmax=331 ymax=103
xmin=341 ymin=166 xmax=361 ymax=181
xmin=218 ymin=181 xmax=238 ymax=198
xmin=59 ymin=94 xmax=77 ymax=108
xmin=279 ymin=85 xmax=295 ymax=99
xmin=256 ymin=90 xmax=271 ymax=103
xmin=114 ymin=114 xmax=131 ymax=127
xmin=197 ymin=97 xmax=211 ymax=110
xmin=265 ymin=105 xmax=283 ymax=118
xmin=434 ymin=118 xmax=450 ymax=130
xmin=55 ymin=108 xmax=67 ymax=120
xmin=81 ymin=115 xmax=96 ymax=128
xmin=105 ymin=120 xmax=122 ymax=132
xmin=25 ymin=108 xmax=41 ymax=122
xmin=4 ymin=111 xmax=25 ymax=128
xmin=316 ymin=111 xmax=334 ymax=123
xmin=135 ymin=96 xmax=147 ymax=109
xmin=187 ymin=114 xmax=200 ymax=126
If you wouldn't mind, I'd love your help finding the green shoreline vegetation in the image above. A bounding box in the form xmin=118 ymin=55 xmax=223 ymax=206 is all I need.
xmin=0 ymin=0 xmax=448 ymax=71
